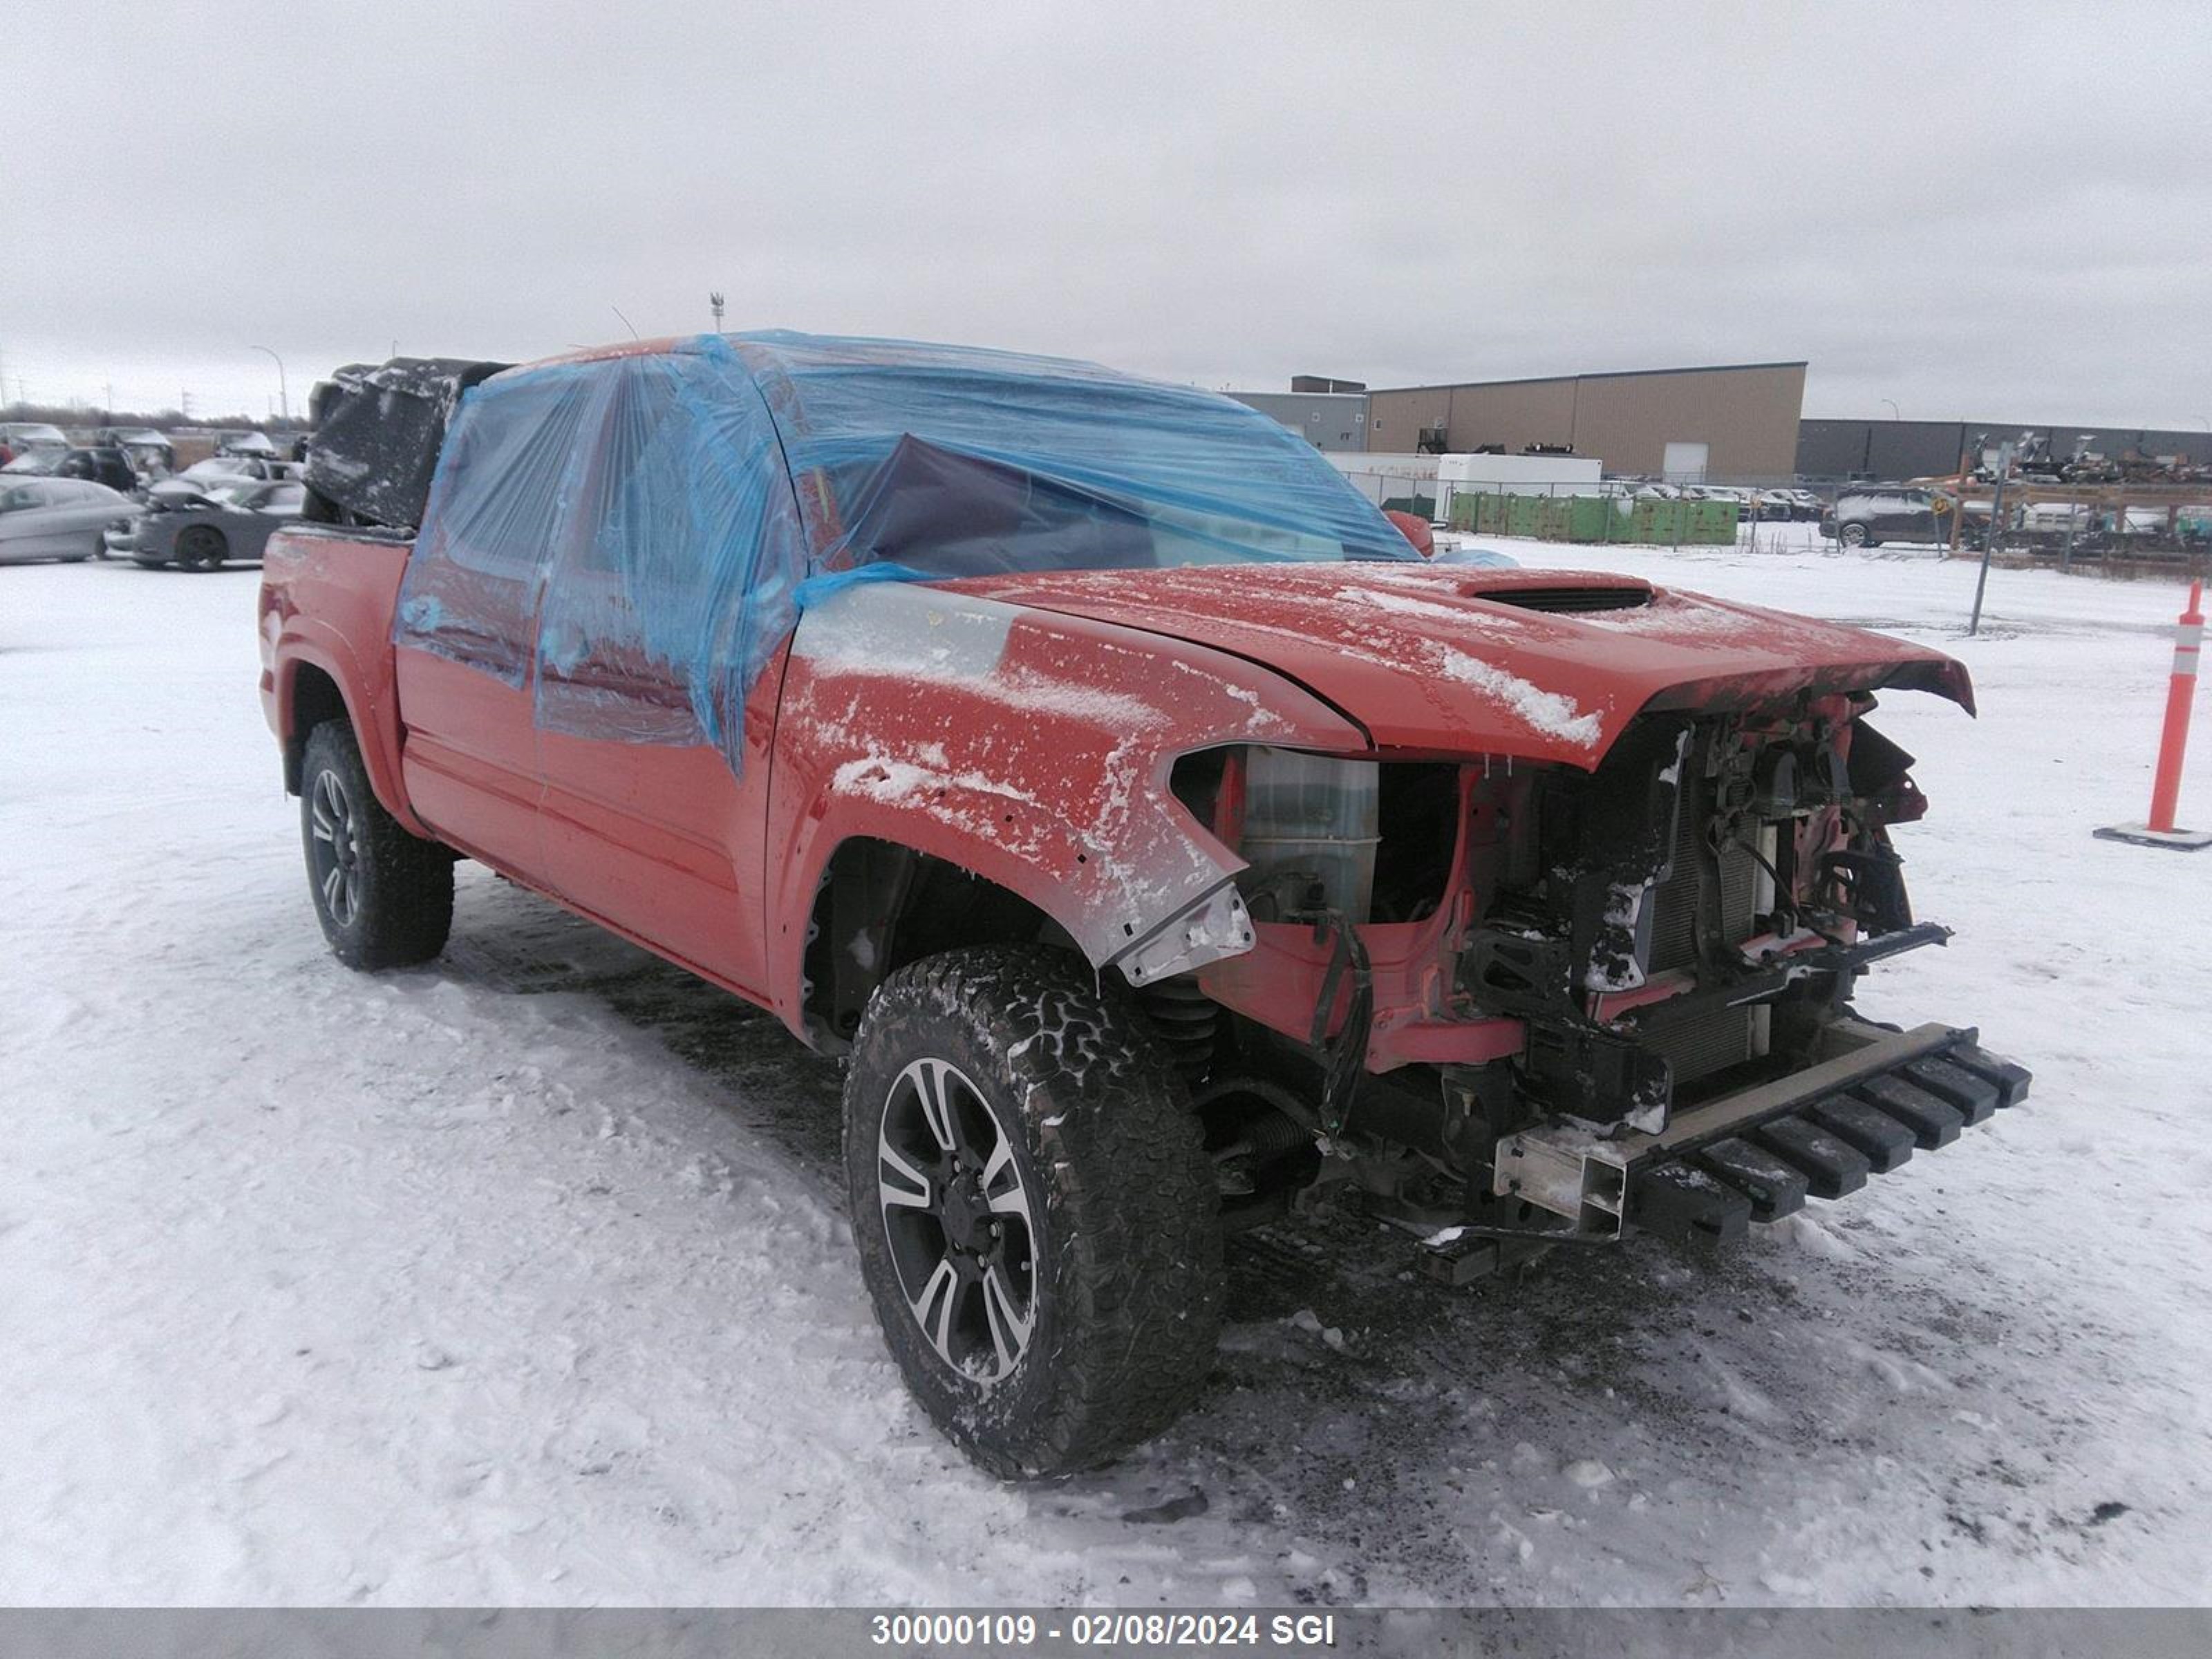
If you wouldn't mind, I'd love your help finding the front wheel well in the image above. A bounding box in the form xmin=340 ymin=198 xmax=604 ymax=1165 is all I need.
xmin=283 ymin=663 xmax=349 ymax=795
xmin=803 ymin=838 xmax=1068 ymax=1051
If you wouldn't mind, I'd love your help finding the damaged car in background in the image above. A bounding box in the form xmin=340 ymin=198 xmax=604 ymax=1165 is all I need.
xmin=111 ymin=474 xmax=304 ymax=568
xmin=258 ymin=332 xmax=2027 ymax=1477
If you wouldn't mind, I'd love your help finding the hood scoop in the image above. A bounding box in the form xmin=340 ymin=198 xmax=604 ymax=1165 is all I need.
xmin=1477 ymin=583 xmax=1653 ymax=614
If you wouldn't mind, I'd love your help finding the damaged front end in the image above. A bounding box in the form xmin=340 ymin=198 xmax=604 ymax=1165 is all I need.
xmin=1465 ymin=695 xmax=1938 ymax=1135
xmin=1171 ymin=687 xmax=2029 ymax=1277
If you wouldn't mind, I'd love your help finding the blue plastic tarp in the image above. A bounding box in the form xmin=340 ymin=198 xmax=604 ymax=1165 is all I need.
xmin=394 ymin=330 xmax=1414 ymax=767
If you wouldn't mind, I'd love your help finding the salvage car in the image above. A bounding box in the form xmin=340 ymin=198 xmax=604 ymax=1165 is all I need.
xmin=216 ymin=429 xmax=282 ymax=458
xmin=0 ymin=477 xmax=135 ymax=563
xmin=0 ymin=421 xmax=68 ymax=458
xmin=96 ymin=427 xmax=177 ymax=477
xmin=260 ymin=333 xmax=2027 ymax=1477
xmin=148 ymin=454 xmax=293 ymax=505
xmin=115 ymin=476 xmax=303 ymax=568
xmin=2 ymin=444 xmax=138 ymax=492
xmin=1821 ymin=485 xmax=1958 ymax=547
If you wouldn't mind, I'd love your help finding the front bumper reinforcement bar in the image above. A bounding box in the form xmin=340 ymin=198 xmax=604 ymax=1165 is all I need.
xmin=1489 ymin=1018 xmax=2030 ymax=1246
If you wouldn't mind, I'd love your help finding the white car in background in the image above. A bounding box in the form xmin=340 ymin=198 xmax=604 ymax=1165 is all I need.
xmin=0 ymin=478 xmax=138 ymax=563
xmin=146 ymin=454 xmax=295 ymax=503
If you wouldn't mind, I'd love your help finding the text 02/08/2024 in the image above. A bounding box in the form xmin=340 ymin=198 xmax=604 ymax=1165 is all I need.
xmin=868 ymin=1611 xmax=1339 ymax=1648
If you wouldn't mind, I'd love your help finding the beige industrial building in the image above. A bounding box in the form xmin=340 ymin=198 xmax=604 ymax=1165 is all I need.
xmin=1364 ymin=361 xmax=1808 ymax=480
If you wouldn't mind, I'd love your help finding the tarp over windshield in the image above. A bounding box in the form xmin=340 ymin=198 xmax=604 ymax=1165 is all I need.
xmin=393 ymin=330 xmax=1413 ymax=769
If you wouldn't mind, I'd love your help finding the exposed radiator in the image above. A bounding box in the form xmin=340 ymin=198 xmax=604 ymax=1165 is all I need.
xmin=1647 ymin=795 xmax=1759 ymax=975
xmin=1643 ymin=787 xmax=1764 ymax=1086
xmin=1644 ymin=1004 xmax=1761 ymax=1087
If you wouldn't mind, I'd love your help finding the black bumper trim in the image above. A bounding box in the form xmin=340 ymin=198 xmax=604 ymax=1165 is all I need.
xmin=1624 ymin=1022 xmax=2029 ymax=1247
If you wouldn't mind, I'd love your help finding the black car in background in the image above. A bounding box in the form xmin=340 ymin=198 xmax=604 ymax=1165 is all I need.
xmin=109 ymin=476 xmax=306 ymax=569
xmin=1 ymin=444 xmax=140 ymax=493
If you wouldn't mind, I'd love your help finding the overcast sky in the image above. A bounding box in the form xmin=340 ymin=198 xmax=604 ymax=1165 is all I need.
xmin=8 ymin=2 xmax=2210 ymax=430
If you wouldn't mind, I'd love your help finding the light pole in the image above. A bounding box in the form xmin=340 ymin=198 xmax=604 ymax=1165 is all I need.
xmin=1881 ymin=398 xmax=1900 ymax=422
xmin=250 ymin=346 xmax=289 ymax=422
xmin=1969 ymin=435 xmax=2014 ymax=637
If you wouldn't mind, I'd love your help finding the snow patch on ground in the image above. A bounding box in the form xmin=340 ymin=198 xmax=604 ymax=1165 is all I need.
xmin=4 ymin=538 xmax=2210 ymax=1608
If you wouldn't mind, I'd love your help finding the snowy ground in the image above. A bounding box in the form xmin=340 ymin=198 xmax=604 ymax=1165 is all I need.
xmin=4 ymin=532 xmax=2209 ymax=1607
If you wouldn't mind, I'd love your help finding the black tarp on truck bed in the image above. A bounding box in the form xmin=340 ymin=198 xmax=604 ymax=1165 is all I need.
xmin=303 ymin=357 xmax=509 ymax=532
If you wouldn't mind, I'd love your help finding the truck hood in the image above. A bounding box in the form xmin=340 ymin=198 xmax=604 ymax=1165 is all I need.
xmin=946 ymin=563 xmax=1973 ymax=767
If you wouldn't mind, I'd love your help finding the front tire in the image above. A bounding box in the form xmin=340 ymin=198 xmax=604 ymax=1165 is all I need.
xmin=176 ymin=525 xmax=227 ymax=570
xmin=843 ymin=946 xmax=1224 ymax=1478
xmin=1840 ymin=522 xmax=1870 ymax=547
xmin=300 ymin=720 xmax=453 ymax=970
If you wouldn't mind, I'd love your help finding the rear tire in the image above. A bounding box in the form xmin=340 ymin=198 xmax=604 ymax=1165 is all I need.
xmin=843 ymin=946 xmax=1224 ymax=1478
xmin=300 ymin=720 xmax=453 ymax=970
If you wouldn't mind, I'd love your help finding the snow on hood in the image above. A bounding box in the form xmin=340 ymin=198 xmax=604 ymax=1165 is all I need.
xmin=944 ymin=563 xmax=1974 ymax=766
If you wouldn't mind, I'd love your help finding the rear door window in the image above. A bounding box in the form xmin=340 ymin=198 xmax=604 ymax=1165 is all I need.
xmin=393 ymin=369 xmax=603 ymax=686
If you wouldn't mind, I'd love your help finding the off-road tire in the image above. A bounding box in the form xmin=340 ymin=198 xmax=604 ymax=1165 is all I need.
xmin=177 ymin=525 xmax=227 ymax=570
xmin=300 ymin=720 xmax=453 ymax=970
xmin=843 ymin=946 xmax=1224 ymax=1478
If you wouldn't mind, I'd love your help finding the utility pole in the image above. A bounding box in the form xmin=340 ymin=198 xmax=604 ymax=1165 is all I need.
xmin=1948 ymin=433 xmax=1978 ymax=559
xmin=1969 ymin=437 xmax=2016 ymax=637
xmin=250 ymin=346 xmax=289 ymax=422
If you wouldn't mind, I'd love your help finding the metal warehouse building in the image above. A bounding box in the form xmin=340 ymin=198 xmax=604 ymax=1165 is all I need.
xmin=1797 ymin=418 xmax=2212 ymax=481
xmin=1362 ymin=362 xmax=1808 ymax=480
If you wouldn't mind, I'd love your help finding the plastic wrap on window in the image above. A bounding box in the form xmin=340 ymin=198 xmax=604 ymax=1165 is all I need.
xmin=393 ymin=366 xmax=602 ymax=686
xmin=394 ymin=338 xmax=807 ymax=763
xmin=534 ymin=338 xmax=805 ymax=751
xmin=729 ymin=331 xmax=1415 ymax=574
xmin=395 ymin=329 xmax=1409 ymax=769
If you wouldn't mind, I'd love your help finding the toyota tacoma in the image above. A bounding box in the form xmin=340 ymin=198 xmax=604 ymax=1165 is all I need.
xmin=259 ymin=332 xmax=2027 ymax=1477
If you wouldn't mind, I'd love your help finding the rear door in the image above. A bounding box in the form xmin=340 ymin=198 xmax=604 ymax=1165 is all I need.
xmin=391 ymin=371 xmax=598 ymax=875
xmin=237 ymin=481 xmax=306 ymax=557
xmin=56 ymin=482 xmax=124 ymax=545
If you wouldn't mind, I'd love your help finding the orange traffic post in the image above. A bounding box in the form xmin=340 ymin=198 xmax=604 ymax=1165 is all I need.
xmin=2097 ymin=580 xmax=2212 ymax=850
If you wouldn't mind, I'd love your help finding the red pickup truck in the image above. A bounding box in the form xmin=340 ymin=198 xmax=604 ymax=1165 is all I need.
xmin=260 ymin=332 xmax=2026 ymax=1477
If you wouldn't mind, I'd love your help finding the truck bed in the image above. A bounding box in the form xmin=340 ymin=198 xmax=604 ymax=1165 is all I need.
xmin=257 ymin=524 xmax=424 ymax=834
